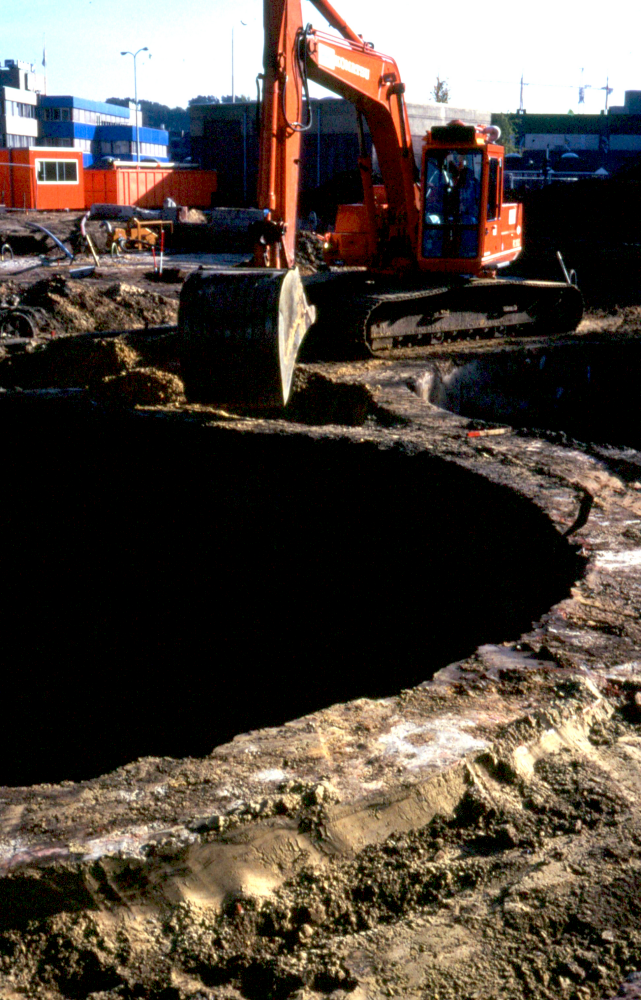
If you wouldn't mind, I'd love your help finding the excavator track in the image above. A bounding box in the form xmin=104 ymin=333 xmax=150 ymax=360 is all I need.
xmin=301 ymin=272 xmax=584 ymax=360
xmin=177 ymin=269 xmax=583 ymax=408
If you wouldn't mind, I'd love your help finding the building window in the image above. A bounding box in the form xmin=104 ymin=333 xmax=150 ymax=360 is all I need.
xmin=38 ymin=137 xmax=73 ymax=148
xmin=6 ymin=134 xmax=35 ymax=148
xmin=140 ymin=142 xmax=168 ymax=157
xmin=4 ymin=101 xmax=36 ymax=118
xmin=35 ymin=159 xmax=79 ymax=183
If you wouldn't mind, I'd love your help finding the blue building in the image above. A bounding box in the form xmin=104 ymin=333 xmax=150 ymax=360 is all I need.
xmin=39 ymin=96 xmax=169 ymax=167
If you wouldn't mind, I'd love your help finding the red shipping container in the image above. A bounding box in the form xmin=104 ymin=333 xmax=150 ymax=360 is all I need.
xmin=84 ymin=165 xmax=217 ymax=209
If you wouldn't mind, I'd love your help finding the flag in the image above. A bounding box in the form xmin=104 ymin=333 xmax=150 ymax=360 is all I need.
xmin=42 ymin=37 xmax=46 ymax=69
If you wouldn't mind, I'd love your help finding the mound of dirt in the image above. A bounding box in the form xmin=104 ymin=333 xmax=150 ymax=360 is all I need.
xmin=0 ymin=332 xmax=139 ymax=389
xmin=19 ymin=274 xmax=179 ymax=334
xmin=90 ymin=366 xmax=186 ymax=406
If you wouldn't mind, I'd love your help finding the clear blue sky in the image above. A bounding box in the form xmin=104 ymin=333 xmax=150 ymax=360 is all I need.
xmin=3 ymin=0 xmax=638 ymax=115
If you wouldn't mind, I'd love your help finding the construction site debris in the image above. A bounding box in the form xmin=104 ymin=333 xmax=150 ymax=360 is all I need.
xmin=12 ymin=274 xmax=178 ymax=334
xmin=90 ymin=366 xmax=186 ymax=406
xmin=467 ymin=426 xmax=511 ymax=437
xmin=295 ymin=229 xmax=326 ymax=273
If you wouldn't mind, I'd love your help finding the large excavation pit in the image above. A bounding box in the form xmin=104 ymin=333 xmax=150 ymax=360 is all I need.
xmin=425 ymin=339 xmax=641 ymax=449
xmin=1 ymin=399 xmax=582 ymax=787
xmin=3 ymin=337 xmax=641 ymax=1000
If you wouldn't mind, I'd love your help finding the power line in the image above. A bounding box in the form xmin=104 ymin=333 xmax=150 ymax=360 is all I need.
xmin=475 ymin=79 xmax=584 ymax=90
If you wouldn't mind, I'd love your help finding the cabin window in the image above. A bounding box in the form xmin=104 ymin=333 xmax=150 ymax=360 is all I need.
xmin=423 ymin=149 xmax=482 ymax=259
xmin=36 ymin=159 xmax=79 ymax=184
xmin=487 ymin=157 xmax=500 ymax=221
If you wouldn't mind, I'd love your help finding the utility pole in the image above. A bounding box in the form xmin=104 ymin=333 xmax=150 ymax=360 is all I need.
xmin=232 ymin=20 xmax=248 ymax=103
xmin=121 ymin=47 xmax=149 ymax=168
xmin=518 ymin=74 xmax=527 ymax=114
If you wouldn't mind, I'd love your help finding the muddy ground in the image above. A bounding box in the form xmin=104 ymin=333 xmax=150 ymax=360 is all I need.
xmin=2 ymin=209 xmax=641 ymax=999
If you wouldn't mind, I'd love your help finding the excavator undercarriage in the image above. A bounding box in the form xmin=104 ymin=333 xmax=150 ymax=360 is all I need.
xmin=301 ymin=272 xmax=584 ymax=359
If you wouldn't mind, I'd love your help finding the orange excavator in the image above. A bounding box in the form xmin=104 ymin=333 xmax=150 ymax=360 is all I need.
xmin=178 ymin=0 xmax=582 ymax=407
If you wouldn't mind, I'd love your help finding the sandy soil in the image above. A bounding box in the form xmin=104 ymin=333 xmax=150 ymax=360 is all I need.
xmin=2 ymin=654 xmax=641 ymax=999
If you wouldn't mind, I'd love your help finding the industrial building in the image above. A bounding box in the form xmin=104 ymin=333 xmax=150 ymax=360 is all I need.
xmin=39 ymin=96 xmax=169 ymax=167
xmin=1 ymin=57 xmax=169 ymax=168
xmin=0 ymin=59 xmax=43 ymax=150
xmin=0 ymin=61 xmax=210 ymax=212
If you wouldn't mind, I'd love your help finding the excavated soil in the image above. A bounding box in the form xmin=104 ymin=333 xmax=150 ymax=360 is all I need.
xmin=3 ymin=210 xmax=641 ymax=1000
xmin=3 ymin=661 xmax=641 ymax=1000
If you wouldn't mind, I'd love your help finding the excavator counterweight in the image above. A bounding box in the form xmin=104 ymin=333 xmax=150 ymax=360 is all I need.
xmin=178 ymin=0 xmax=583 ymax=407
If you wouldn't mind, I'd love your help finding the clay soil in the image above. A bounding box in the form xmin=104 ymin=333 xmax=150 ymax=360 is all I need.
xmin=2 ymin=208 xmax=641 ymax=1000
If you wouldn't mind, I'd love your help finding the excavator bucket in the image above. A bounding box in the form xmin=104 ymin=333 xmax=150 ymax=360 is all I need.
xmin=178 ymin=268 xmax=316 ymax=408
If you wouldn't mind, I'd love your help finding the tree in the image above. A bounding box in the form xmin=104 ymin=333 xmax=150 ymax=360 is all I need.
xmin=491 ymin=113 xmax=517 ymax=154
xmin=432 ymin=76 xmax=450 ymax=104
xmin=221 ymin=94 xmax=252 ymax=103
xmin=105 ymin=97 xmax=190 ymax=132
xmin=188 ymin=95 xmax=220 ymax=105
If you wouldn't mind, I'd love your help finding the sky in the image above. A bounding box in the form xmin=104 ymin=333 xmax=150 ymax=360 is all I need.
xmin=2 ymin=0 xmax=639 ymax=116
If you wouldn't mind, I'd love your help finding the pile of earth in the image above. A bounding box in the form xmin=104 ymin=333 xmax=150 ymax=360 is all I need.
xmin=5 ymin=274 xmax=179 ymax=335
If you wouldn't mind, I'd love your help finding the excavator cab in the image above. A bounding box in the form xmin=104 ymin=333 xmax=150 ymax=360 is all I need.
xmin=418 ymin=121 xmax=523 ymax=275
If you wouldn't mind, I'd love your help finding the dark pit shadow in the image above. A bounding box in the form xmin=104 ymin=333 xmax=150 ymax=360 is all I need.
xmin=0 ymin=395 xmax=583 ymax=786
xmin=428 ymin=341 xmax=641 ymax=450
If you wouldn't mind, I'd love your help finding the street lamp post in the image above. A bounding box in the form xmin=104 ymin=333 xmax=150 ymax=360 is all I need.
xmin=120 ymin=47 xmax=149 ymax=168
xmin=231 ymin=20 xmax=248 ymax=103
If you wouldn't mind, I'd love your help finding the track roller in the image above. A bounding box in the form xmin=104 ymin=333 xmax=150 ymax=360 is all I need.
xmin=178 ymin=268 xmax=316 ymax=408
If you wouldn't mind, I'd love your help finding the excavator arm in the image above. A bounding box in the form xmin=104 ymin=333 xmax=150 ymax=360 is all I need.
xmin=256 ymin=0 xmax=418 ymax=267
